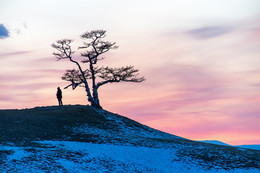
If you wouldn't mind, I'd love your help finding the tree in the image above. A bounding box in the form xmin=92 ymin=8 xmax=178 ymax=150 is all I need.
xmin=52 ymin=30 xmax=145 ymax=109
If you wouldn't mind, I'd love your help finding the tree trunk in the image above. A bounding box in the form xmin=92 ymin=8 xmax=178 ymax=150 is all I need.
xmin=91 ymin=87 xmax=102 ymax=109
xmin=69 ymin=57 xmax=93 ymax=104
xmin=89 ymin=60 xmax=102 ymax=109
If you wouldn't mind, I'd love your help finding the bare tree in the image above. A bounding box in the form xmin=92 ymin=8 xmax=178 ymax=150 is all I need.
xmin=52 ymin=30 xmax=145 ymax=109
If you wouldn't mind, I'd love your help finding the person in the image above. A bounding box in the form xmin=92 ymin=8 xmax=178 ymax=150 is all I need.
xmin=56 ymin=87 xmax=63 ymax=106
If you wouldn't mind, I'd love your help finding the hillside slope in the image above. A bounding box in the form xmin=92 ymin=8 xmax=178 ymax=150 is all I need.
xmin=0 ymin=105 xmax=259 ymax=172
xmin=199 ymin=140 xmax=231 ymax=146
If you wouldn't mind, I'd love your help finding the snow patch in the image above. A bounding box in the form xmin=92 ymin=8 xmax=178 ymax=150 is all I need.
xmin=0 ymin=145 xmax=29 ymax=161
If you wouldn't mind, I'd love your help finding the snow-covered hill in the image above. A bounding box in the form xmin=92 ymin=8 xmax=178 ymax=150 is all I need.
xmin=236 ymin=145 xmax=260 ymax=151
xmin=199 ymin=140 xmax=231 ymax=146
xmin=199 ymin=140 xmax=260 ymax=151
xmin=0 ymin=105 xmax=259 ymax=172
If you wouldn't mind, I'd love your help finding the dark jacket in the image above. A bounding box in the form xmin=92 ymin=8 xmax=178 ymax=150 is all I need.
xmin=56 ymin=88 xmax=62 ymax=100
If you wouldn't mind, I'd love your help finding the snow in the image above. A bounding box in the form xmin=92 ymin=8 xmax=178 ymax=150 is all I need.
xmin=199 ymin=141 xmax=260 ymax=151
xmin=199 ymin=140 xmax=231 ymax=146
xmin=0 ymin=145 xmax=30 ymax=161
xmin=236 ymin=145 xmax=260 ymax=151
xmin=80 ymin=107 xmax=182 ymax=140
xmin=38 ymin=141 xmax=183 ymax=172
xmin=1 ymin=141 xmax=259 ymax=172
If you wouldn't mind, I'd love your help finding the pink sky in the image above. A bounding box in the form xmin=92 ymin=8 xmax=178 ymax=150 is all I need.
xmin=0 ymin=0 xmax=260 ymax=145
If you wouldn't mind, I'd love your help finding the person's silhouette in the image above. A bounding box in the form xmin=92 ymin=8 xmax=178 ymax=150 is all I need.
xmin=56 ymin=87 xmax=63 ymax=106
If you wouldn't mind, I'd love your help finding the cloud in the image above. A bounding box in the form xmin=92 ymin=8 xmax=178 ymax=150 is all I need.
xmin=100 ymin=62 xmax=260 ymax=145
xmin=0 ymin=24 xmax=9 ymax=39
xmin=103 ymin=63 xmax=225 ymax=118
xmin=0 ymin=68 xmax=66 ymax=109
xmin=188 ymin=26 xmax=233 ymax=39
xmin=0 ymin=51 xmax=33 ymax=59
xmin=15 ymin=22 xmax=28 ymax=35
xmin=23 ymin=22 xmax=27 ymax=29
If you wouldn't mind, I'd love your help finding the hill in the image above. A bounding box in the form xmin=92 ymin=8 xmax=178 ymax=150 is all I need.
xmin=0 ymin=105 xmax=259 ymax=172
xmin=236 ymin=145 xmax=260 ymax=151
xmin=200 ymin=140 xmax=260 ymax=151
xmin=199 ymin=140 xmax=231 ymax=146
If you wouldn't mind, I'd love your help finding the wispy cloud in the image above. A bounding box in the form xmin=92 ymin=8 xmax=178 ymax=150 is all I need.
xmin=0 ymin=24 xmax=9 ymax=39
xmin=188 ymin=26 xmax=233 ymax=39
xmin=101 ymin=62 xmax=260 ymax=145
xmin=0 ymin=51 xmax=33 ymax=59
xmin=0 ymin=69 xmax=66 ymax=109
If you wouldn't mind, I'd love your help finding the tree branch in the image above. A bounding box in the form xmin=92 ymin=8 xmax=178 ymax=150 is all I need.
xmin=79 ymin=30 xmax=118 ymax=64
xmin=97 ymin=66 xmax=145 ymax=89
xmin=51 ymin=39 xmax=75 ymax=60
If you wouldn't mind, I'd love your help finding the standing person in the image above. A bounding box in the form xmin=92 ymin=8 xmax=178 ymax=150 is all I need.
xmin=56 ymin=87 xmax=63 ymax=106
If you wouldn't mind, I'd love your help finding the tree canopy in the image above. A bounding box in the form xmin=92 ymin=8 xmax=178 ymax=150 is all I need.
xmin=52 ymin=30 xmax=145 ymax=109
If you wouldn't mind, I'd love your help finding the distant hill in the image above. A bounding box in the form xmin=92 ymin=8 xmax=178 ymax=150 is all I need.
xmin=0 ymin=105 xmax=259 ymax=172
xmin=199 ymin=140 xmax=260 ymax=151
xmin=236 ymin=145 xmax=260 ymax=151
xmin=199 ymin=140 xmax=231 ymax=146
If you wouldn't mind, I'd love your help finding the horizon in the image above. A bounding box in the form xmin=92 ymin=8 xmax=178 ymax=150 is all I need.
xmin=1 ymin=0 xmax=260 ymax=146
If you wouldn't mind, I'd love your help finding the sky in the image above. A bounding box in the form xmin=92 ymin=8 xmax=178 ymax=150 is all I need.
xmin=0 ymin=0 xmax=260 ymax=145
